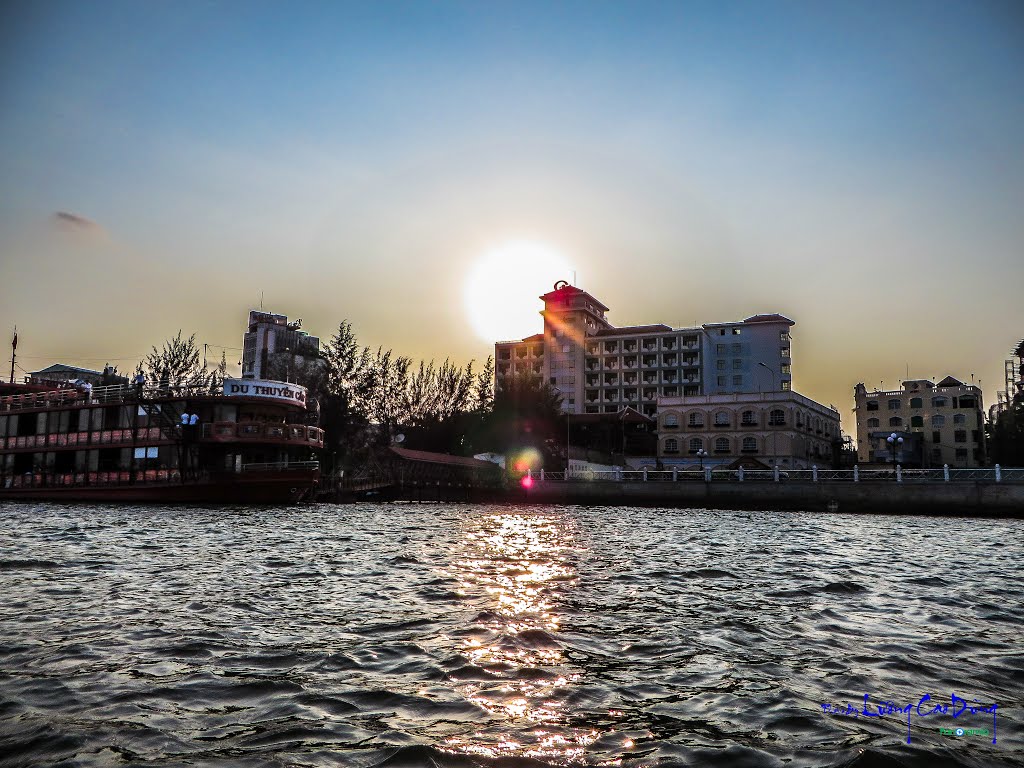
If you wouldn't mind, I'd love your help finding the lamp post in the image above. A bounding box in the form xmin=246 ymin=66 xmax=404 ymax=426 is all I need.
xmin=887 ymin=432 xmax=904 ymax=474
xmin=696 ymin=448 xmax=708 ymax=471
xmin=758 ymin=362 xmax=777 ymax=391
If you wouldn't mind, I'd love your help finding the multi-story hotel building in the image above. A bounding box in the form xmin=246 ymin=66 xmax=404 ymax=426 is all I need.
xmin=495 ymin=282 xmax=795 ymax=417
xmin=655 ymin=391 xmax=841 ymax=469
xmin=853 ymin=377 xmax=986 ymax=467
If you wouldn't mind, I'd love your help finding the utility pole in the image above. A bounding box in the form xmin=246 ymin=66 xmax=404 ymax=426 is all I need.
xmin=9 ymin=327 xmax=17 ymax=384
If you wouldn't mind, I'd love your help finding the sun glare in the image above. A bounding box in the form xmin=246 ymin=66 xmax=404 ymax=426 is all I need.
xmin=464 ymin=241 xmax=571 ymax=343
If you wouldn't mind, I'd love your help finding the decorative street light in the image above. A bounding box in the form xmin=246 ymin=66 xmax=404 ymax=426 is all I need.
xmin=696 ymin=448 xmax=708 ymax=471
xmin=758 ymin=361 xmax=777 ymax=391
xmin=886 ymin=432 xmax=904 ymax=473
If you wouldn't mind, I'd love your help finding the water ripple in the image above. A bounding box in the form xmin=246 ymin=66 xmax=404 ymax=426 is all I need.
xmin=0 ymin=503 xmax=1020 ymax=766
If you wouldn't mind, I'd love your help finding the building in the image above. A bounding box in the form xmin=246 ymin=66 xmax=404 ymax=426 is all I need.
xmin=654 ymin=391 xmax=841 ymax=469
xmin=241 ymin=311 xmax=321 ymax=381
xmin=993 ymin=338 xmax=1024 ymax=419
xmin=27 ymin=364 xmax=123 ymax=387
xmin=853 ymin=378 xmax=986 ymax=467
xmin=495 ymin=282 xmax=795 ymax=416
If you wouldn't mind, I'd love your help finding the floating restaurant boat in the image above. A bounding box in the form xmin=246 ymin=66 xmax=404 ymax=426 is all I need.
xmin=0 ymin=376 xmax=323 ymax=504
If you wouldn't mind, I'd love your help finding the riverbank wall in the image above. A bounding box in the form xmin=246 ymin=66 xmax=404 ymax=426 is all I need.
xmin=511 ymin=479 xmax=1024 ymax=516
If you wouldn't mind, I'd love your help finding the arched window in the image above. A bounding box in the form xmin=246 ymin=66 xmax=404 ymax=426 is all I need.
xmin=889 ymin=416 xmax=903 ymax=427
xmin=932 ymin=414 xmax=945 ymax=427
xmin=663 ymin=413 xmax=679 ymax=428
xmin=664 ymin=438 xmax=679 ymax=453
xmin=867 ymin=418 xmax=880 ymax=428
xmin=741 ymin=410 xmax=757 ymax=425
xmin=714 ymin=411 xmax=730 ymax=426
xmin=715 ymin=437 xmax=730 ymax=453
xmin=688 ymin=412 xmax=704 ymax=427
xmin=910 ymin=397 xmax=923 ymax=409
xmin=688 ymin=438 xmax=703 ymax=453
xmin=910 ymin=416 xmax=923 ymax=428
xmin=769 ymin=409 xmax=785 ymax=426
xmin=742 ymin=436 xmax=757 ymax=453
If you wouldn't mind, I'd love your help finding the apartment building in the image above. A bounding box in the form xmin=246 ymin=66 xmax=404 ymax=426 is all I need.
xmin=495 ymin=282 xmax=794 ymax=416
xmin=655 ymin=391 xmax=841 ymax=469
xmin=853 ymin=377 xmax=986 ymax=467
xmin=241 ymin=311 xmax=321 ymax=381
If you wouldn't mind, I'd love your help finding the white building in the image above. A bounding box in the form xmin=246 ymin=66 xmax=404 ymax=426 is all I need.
xmin=241 ymin=311 xmax=320 ymax=381
xmin=495 ymin=282 xmax=795 ymax=416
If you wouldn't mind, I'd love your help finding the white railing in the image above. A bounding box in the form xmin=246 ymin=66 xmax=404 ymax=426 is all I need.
xmin=525 ymin=465 xmax=1022 ymax=484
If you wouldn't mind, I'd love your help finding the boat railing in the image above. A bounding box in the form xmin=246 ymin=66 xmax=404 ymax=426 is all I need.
xmin=240 ymin=461 xmax=320 ymax=473
xmin=200 ymin=421 xmax=324 ymax=446
xmin=0 ymin=382 xmax=221 ymax=412
xmin=523 ymin=466 xmax=1024 ymax=484
xmin=1 ymin=468 xmax=186 ymax=489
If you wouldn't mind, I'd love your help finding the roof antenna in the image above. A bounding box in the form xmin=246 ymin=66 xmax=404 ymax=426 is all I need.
xmin=260 ymin=291 xmax=264 ymax=310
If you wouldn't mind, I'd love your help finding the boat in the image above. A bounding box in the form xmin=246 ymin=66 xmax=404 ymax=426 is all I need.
xmin=0 ymin=375 xmax=323 ymax=504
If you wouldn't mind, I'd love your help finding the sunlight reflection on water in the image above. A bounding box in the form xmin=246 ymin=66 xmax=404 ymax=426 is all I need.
xmin=444 ymin=513 xmax=600 ymax=762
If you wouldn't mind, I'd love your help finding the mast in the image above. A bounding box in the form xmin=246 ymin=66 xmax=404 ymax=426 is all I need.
xmin=8 ymin=327 xmax=15 ymax=384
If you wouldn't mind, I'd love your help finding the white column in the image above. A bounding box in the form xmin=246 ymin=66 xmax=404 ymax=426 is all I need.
xmin=540 ymin=468 xmax=544 ymax=482
xmin=896 ymin=465 xmax=902 ymax=483
xmin=943 ymin=464 xmax=950 ymax=482
xmin=812 ymin=465 xmax=818 ymax=482
xmin=672 ymin=466 xmax=678 ymax=482
xmin=995 ymin=464 xmax=1001 ymax=483
xmin=738 ymin=466 xmax=744 ymax=482
xmin=854 ymin=465 xmax=859 ymax=482
xmin=773 ymin=465 xmax=780 ymax=482
xmin=642 ymin=467 xmax=648 ymax=482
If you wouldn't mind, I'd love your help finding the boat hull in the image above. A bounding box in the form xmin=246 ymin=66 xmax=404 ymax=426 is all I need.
xmin=0 ymin=471 xmax=318 ymax=505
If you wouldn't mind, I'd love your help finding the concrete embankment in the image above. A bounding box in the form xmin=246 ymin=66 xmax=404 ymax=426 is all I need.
xmin=512 ymin=480 xmax=1024 ymax=516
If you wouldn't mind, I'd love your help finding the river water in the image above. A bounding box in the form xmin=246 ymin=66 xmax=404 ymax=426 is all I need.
xmin=0 ymin=503 xmax=1021 ymax=767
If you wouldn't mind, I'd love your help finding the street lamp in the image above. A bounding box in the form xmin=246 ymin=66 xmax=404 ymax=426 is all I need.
xmin=696 ymin=448 xmax=708 ymax=471
xmin=759 ymin=362 xmax=779 ymax=466
xmin=886 ymin=432 xmax=904 ymax=473
xmin=758 ymin=362 xmax=777 ymax=391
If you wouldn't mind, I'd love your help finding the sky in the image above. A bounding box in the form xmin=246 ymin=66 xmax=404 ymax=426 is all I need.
xmin=1 ymin=0 xmax=1023 ymax=430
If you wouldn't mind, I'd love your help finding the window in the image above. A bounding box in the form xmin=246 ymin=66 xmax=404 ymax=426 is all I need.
xmin=867 ymin=418 xmax=879 ymax=427
xmin=932 ymin=415 xmax=945 ymax=427
xmin=955 ymin=448 xmax=968 ymax=460
xmin=717 ymin=344 xmax=726 ymax=353
xmin=953 ymin=414 xmax=966 ymax=425
xmin=732 ymin=343 xmax=741 ymax=353
xmin=889 ymin=417 xmax=903 ymax=427
xmin=550 ymin=377 xmax=557 ymax=385
xmin=932 ymin=397 xmax=947 ymax=408
xmin=664 ymin=414 xmax=679 ymax=428
xmin=732 ymin=375 xmax=743 ymax=385
xmin=689 ymin=438 xmax=703 ymax=453
xmin=959 ymin=397 xmax=976 ymax=408
xmin=888 ymin=399 xmax=901 ymax=410
xmin=780 ymin=331 xmax=790 ymax=342
xmin=781 ymin=381 xmax=791 ymax=391
xmin=732 ymin=359 xmax=742 ymax=370
xmin=866 ymin=400 xmax=879 ymax=411
xmin=932 ymin=431 xmax=941 ymax=443
xmin=780 ymin=364 xmax=791 ymax=375
xmin=931 ymin=448 xmax=942 ymax=461
xmin=717 ymin=360 xmax=726 ymax=370
xmin=910 ymin=397 xmax=923 ymax=409
xmin=910 ymin=416 xmax=923 ymax=427
xmin=717 ymin=376 xmax=727 ymax=386
xmin=769 ymin=409 xmax=785 ymax=426
xmin=715 ymin=411 xmax=730 ymax=426
xmin=715 ymin=437 xmax=730 ymax=453
xmin=741 ymin=410 xmax=756 ymax=425
xmin=732 ymin=328 xmax=742 ymax=335
xmin=664 ymin=438 xmax=679 ymax=453
xmin=689 ymin=413 xmax=704 ymax=427
xmin=954 ymin=430 xmax=967 ymax=443
xmin=742 ymin=436 xmax=757 ymax=452
xmin=780 ymin=347 xmax=790 ymax=357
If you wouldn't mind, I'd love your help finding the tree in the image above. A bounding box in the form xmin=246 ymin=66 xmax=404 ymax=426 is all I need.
xmin=138 ymin=331 xmax=208 ymax=389
xmin=988 ymin=394 xmax=1024 ymax=466
xmin=479 ymin=373 xmax=565 ymax=467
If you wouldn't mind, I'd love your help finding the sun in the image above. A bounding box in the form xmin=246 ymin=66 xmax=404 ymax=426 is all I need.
xmin=463 ymin=241 xmax=572 ymax=343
